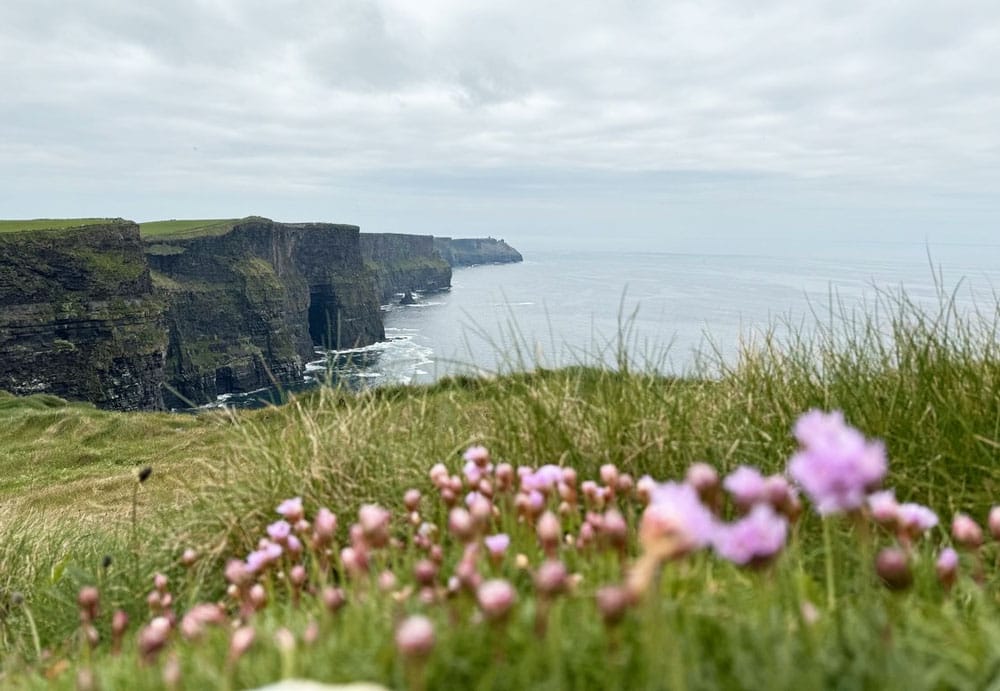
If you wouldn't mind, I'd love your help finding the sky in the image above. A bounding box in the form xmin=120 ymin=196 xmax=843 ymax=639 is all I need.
xmin=2 ymin=0 xmax=998 ymax=254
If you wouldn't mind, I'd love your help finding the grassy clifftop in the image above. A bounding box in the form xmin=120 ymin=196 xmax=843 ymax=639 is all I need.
xmin=0 ymin=290 xmax=999 ymax=689
xmin=0 ymin=219 xmax=121 ymax=234
xmin=139 ymin=218 xmax=242 ymax=240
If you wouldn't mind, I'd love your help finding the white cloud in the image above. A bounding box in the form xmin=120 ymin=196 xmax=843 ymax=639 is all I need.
xmin=0 ymin=0 xmax=998 ymax=233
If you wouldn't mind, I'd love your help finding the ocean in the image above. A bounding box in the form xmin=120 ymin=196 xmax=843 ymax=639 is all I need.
xmin=220 ymin=239 xmax=1000 ymax=407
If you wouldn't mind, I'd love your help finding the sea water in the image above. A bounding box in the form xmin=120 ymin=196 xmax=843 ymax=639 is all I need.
xmin=217 ymin=238 xmax=1000 ymax=407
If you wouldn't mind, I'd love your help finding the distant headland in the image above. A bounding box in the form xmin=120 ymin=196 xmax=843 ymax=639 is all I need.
xmin=0 ymin=217 xmax=522 ymax=410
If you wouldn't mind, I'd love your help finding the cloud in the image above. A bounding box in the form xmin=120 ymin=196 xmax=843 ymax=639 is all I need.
xmin=0 ymin=0 xmax=998 ymax=230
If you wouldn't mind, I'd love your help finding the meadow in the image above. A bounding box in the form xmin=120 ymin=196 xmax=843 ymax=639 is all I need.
xmin=0 ymin=288 xmax=998 ymax=690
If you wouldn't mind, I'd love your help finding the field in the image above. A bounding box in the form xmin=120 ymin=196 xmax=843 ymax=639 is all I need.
xmin=0 ymin=219 xmax=120 ymax=234
xmin=138 ymin=219 xmax=242 ymax=240
xmin=0 ymin=291 xmax=999 ymax=689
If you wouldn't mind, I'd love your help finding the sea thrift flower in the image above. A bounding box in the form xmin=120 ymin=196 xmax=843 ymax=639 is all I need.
xmin=138 ymin=617 xmax=172 ymax=664
xmin=495 ymin=463 xmax=515 ymax=490
xmin=153 ymin=573 xmax=169 ymax=593
xmin=248 ymin=584 xmax=268 ymax=611
xmin=723 ymin=466 xmax=768 ymax=510
xmin=537 ymin=511 xmax=562 ymax=555
xmin=322 ymin=587 xmax=346 ymax=613
xmin=468 ymin=493 xmax=493 ymax=526
xmin=989 ymin=506 xmax=1000 ymax=541
xmin=595 ymin=586 xmax=631 ymax=626
xmin=712 ymin=504 xmax=788 ymax=567
xmin=601 ymin=509 xmax=629 ymax=551
xmin=396 ymin=615 xmax=436 ymax=658
xmin=225 ymin=559 xmax=251 ymax=586
xmin=867 ymin=490 xmax=899 ymax=526
xmin=936 ymin=547 xmax=959 ymax=589
xmin=477 ymin=579 xmax=516 ymax=621
xmin=449 ymin=507 xmax=476 ymax=542
xmin=181 ymin=548 xmax=199 ymax=568
xmin=896 ymin=503 xmax=938 ymax=539
xmin=229 ymin=626 xmax=256 ymax=663
xmin=464 ymin=461 xmax=484 ymax=486
xmin=313 ymin=508 xmax=337 ymax=544
xmin=403 ymin=489 xmax=422 ymax=512
xmin=685 ymin=462 xmax=720 ymax=502
xmin=276 ymin=497 xmax=304 ymax=523
xmin=788 ymin=410 xmax=887 ymax=514
xmin=484 ymin=533 xmax=511 ymax=563
xmin=600 ymin=464 xmax=619 ymax=488
xmin=636 ymin=475 xmax=656 ymax=505
xmin=952 ymin=513 xmax=984 ymax=548
xmin=640 ymin=482 xmax=716 ymax=557
xmin=267 ymin=520 xmax=292 ymax=543
xmin=78 ymin=586 xmax=99 ymax=624
xmin=414 ymin=559 xmax=438 ymax=586
xmin=535 ymin=560 xmax=569 ymax=597
xmin=875 ymin=547 xmax=912 ymax=591
xmin=111 ymin=610 xmax=129 ymax=654
xmin=358 ymin=504 xmax=391 ymax=547
xmin=429 ymin=463 xmax=449 ymax=487
xmin=464 ymin=445 xmax=491 ymax=467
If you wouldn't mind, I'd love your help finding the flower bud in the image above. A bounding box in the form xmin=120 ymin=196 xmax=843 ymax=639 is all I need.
xmin=952 ymin=513 xmax=984 ymax=548
xmin=936 ymin=547 xmax=959 ymax=589
xmin=228 ymin=626 xmax=255 ymax=663
xmin=476 ymin=579 xmax=516 ymax=622
xmin=537 ymin=511 xmax=561 ymax=555
xmin=988 ymin=505 xmax=1000 ymax=541
xmin=599 ymin=464 xmax=619 ymax=488
xmin=154 ymin=573 xmax=169 ymax=594
xmin=449 ymin=507 xmax=476 ymax=542
xmin=396 ymin=615 xmax=435 ymax=658
xmin=595 ymin=585 xmax=631 ymax=626
xmin=875 ymin=547 xmax=912 ymax=591
xmin=403 ymin=489 xmax=422 ymax=512
xmin=414 ymin=559 xmax=438 ymax=586
xmin=77 ymin=586 xmax=100 ymax=623
xmin=181 ymin=548 xmax=199 ymax=568
xmin=534 ymin=560 xmax=568 ymax=597
xmin=322 ymin=586 xmax=346 ymax=613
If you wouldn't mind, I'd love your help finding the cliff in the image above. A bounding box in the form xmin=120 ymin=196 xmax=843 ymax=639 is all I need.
xmin=144 ymin=218 xmax=384 ymax=407
xmin=0 ymin=221 xmax=167 ymax=410
xmin=359 ymin=233 xmax=452 ymax=303
xmin=433 ymin=237 xmax=523 ymax=267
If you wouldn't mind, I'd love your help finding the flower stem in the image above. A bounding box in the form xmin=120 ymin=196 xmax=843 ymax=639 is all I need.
xmin=823 ymin=519 xmax=836 ymax=610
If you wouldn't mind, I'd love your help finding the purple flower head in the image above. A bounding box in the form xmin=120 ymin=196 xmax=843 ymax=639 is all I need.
xmin=897 ymin=503 xmax=938 ymax=536
xmin=267 ymin=520 xmax=292 ymax=543
xmin=722 ymin=466 xmax=768 ymax=509
xmin=787 ymin=410 xmax=887 ymax=515
xmin=276 ymin=497 xmax=303 ymax=522
xmin=867 ymin=490 xmax=899 ymax=525
xmin=245 ymin=550 xmax=269 ymax=574
xmin=640 ymin=482 xmax=716 ymax=555
xmin=523 ymin=465 xmax=563 ymax=493
xmin=712 ymin=504 xmax=788 ymax=567
xmin=463 ymin=445 xmax=490 ymax=467
xmin=937 ymin=546 xmax=959 ymax=571
xmin=463 ymin=461 xmax=483 ymax=486
xmin=484 ymin=533 xmax=510 ymax=558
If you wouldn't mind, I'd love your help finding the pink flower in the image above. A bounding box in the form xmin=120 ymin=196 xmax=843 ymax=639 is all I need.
xmin=936 ymin=547 xmax=959 ymax=588
xmin=523 ymin=465 xmax=563 ymax=493
xmin=358 ymin=504 xmax=391 ymax=547
xmin=788 ymin=410 xmax=887 ymax=515
xmin=484 ymin=533 xmax=510 ymax=560
xmin=896 ymin=503 xmax=938 ymax=537
xmin=952 ymin=513 xmax=984 ymax=548
xmin=396 ymin=615 xmax=436 ymax=658
xmin=722 ymin=466 xmax=768 ymax=509
xmin=712 ymin=504 xmax=788 ymax=567
xmin=313 ymin=508 xmax=337 ymax=543
xmin=685 ymin=462 xmax=720 ymax=499
xmin=875 ymin=547 xmax=912 ymax=591
xmin=463 ymin=445 xmax=491 ymax=467
xmin=276 ymin=497 xmax=304 ymax=522
xmin=463 ymin=461 xmax=484 ymax=486
xmin=476 ymin=579 xmax=516 ymax=621
xmin=867 ymin=490 xmax=899 ymax=526
xmin=640 ymin=482 xmax=716 ymax=556
xmin=988 ymin=506 xmax=1000 ymax=541
xmin=267 ymin=520 xmax=292 ymax=543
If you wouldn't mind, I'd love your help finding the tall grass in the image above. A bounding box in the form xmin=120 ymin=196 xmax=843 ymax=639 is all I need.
xmin=0 ymin=286 xmax=999 ymax=689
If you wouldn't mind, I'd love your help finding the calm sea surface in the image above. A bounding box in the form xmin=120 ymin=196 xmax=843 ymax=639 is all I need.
xmin=222 ymin=239 xmax=1000 ymax=407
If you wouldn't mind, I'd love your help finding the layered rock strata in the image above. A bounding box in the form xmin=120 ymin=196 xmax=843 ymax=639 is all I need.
xmin=359 ymin=233 xmax=452 ymax=303
xmin=0 ymin=221 xmax=167 ymax=410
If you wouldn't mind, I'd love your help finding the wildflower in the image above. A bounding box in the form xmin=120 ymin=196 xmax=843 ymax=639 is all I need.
xmin=788 ymin=410 xmax=887 ymax=515
xmin=936 ymin=547 xmax=959 ymax=589
xmin=276 ymin=497 xmax=304 ymax=523
xmin=313 ymin=508 xmax=337 ymax=545
xmin=138 ymin=617 xmax=172 ymax=664
xmin=476 ymin=579 xmax=516 ymax=622
xmin=495 ymin=463 xmax=515 ymax=491
xmin=464 ymin=445 xmax=491 ymax=467
xmin=636 ymin=475 xmax=656 ymax=505
xmin=535 ymin=560 xmax=569 ymax=597
xmin=414 ymin=559 xmax=438 ymax=586
xmin=600 ymin=464 xmax=619 ymax=488
xmin=537 ymin=511 xmax=562 ymax=555
xmin=524 ymin=465 xmax=563 ymax=493
xmin=601 ymin=508 xmax=629 ymax=551
xmin=267 ymin=520 xmax=292 ymax=543
xmin=952 ymin=513 xmax=984 ymax=548
xmin=228 ymin=626 xmax=256 ymax=663
xmin=685 ymin=462 xmax=720 ymax=505
xmin=449 ymin=507 xmax=476 ymax=542
xmin=181 ymin=548 xmax=199 ymax=568
xmin=248 ymin=584 xmax=268 ymax=611
xmin=989 ymin=506 xmax=1000 ymax=541
xmin=111 ymin=610 xmax=129 ymax=654
xmin=896 ymin=503 xmax=938 ymax=539
xmin=484 ymin=533 xmax=510 ymax=563
xmin=225 ymin=559 xmax=251 ymax=586
xmin=468 ymin=493 xmax=493 ymax=527
xmin=378 ymin=570 xmax=398 ymax=593
xmin=429 ymin=463 xmax=449 ymax=487
xmin=640 ymin=482 xmax=716 ymax=557
xmin=712 ymin=504 xmax=788 ymax=567
xmin=403 ymin=489 xmax=422 ymax=512
xmin=867 ymin=490 xmax=899 ymax=526
xmin=722 ymin=466 xmax=768 ymax=510
xmin=463 ymin=461 xmax=484 ymax=486
xmin=77 ymin=586 xmax=99 ymax=624
xmin=322 ymin=587 xmax=346 ymax=613
xmin=595 ymin=585 xmax=631 ymax=626
xmin=358 ymin=504 xmax=391 ymax=547
xmin=396 ymin=615 xmax=436 ymax=658
xmin=875 ymin=547 xmax=912 ymax=591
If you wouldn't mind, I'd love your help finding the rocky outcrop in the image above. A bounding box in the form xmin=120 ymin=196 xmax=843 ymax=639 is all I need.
xmin=359 ymin=233 xmax=452 ymax=304
xmin=0 ymin=221 xmax=167 ymax=410
xmin=433 ymin=237 xmax=523 ymax=267
xmin=146 ymin=218 xmax=384 ymax=408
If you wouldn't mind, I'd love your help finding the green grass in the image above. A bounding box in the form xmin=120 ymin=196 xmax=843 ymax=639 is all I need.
xmin=0 ymin=219 xmax=120 ymax=234
xmin=138 ymin=219 xmax=243 ymax=240
xmin=0 ymin=288 xmax=999 ymax=689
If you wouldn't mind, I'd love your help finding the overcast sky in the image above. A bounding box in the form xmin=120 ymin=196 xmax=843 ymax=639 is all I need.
xmin=2 ymin=1 xmax=998 ymax=253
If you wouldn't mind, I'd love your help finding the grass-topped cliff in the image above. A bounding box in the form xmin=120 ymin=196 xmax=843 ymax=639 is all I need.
xmin=0 ymin=291 xmax=998 ymax=689
xmin=0 ymin=219 xmax=122 ymax=234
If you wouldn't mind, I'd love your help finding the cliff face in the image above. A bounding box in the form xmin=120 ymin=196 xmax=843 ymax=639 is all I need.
xmin=359 ymin=233 xmax=452 ymax=303
xmin=433 ymin=237 xmax=523 ymax=267
xmin=0 ymin=221 xmax=167 ymax=410
xmin=146 ymin=219 xmax=384 ymax=407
